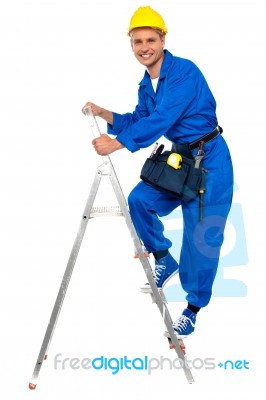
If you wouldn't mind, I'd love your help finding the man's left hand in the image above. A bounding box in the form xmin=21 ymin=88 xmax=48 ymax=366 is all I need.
xmin=92 ymin=134 xmax=124 ymax=155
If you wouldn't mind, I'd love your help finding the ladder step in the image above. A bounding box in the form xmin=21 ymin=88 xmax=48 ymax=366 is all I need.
xmin=90 ymin=205 xmax=123 ymax=217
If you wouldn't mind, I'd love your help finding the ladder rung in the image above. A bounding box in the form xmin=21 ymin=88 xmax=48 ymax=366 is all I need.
xmin=90 ymin=205 xmax=123 ymax=217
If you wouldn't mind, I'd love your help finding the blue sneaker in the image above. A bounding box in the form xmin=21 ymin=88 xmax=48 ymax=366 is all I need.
xmin=140 ymin=252 xmax=178 ymax=293
xmin=171 ymin=308 xmax=197 ymax=338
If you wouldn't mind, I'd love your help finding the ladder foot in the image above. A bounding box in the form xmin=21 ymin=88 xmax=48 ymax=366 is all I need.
xmin=29 ymin=383 xmax=37 ymax=390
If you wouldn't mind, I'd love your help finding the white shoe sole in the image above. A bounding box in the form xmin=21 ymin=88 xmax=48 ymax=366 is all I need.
xmin=164 ymin=330 xmax=188 ymax=339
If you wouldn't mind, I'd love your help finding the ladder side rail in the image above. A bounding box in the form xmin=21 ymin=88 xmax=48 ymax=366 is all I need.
xmin=108 ymin=166 xmax=194 ymax=384
xmin=85 ymin=108 xmax=194 ymax=383
xmin=29 ymin=169 xmax=102 ymax=388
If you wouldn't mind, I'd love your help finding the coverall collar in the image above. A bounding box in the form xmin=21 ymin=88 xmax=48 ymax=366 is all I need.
xmin=139 ymin=49 xmax=173 ymax=88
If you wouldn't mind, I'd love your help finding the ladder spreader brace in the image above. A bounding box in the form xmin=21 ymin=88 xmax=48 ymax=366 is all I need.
xmin=28 ymin=107 xmax=194 ymax=389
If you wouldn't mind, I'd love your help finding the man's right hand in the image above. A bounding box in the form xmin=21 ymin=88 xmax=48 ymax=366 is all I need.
xmin=81 ymin=102 xmax=113 ymax=126
xmin=81 ymin=102 xmax=102 ymax=116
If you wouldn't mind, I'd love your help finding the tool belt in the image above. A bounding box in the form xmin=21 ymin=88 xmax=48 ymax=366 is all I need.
xmin=140 ymin=126 xmax=222 ymax=216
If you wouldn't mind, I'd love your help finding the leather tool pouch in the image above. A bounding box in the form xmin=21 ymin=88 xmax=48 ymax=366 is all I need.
xmin=140 ymin=143 xmax=206 ymax=201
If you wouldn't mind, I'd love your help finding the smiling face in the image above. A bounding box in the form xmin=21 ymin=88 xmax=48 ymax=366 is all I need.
xmin=130 ymin=28 xmax=165 ymax=78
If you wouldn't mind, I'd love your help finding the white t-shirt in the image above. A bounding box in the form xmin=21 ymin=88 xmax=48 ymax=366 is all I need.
xmin=151 ymin=77 xmax=159 ymax=92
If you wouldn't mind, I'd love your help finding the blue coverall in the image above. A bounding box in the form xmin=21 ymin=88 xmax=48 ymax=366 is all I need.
xmin=107 ymin=50 xmax=234 ymax=308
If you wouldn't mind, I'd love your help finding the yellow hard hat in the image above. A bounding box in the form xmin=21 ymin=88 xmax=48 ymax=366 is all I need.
xmin=128 ymin=6 xmax=168 ymax=36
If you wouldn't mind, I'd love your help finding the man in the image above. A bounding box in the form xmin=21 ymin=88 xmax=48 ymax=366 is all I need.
xmin=82 ymin=6 xmax=233 ymax=338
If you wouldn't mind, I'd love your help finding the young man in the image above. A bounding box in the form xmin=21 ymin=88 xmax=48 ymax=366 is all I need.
xmin=82 ymin=6 xmax=233 ymax=338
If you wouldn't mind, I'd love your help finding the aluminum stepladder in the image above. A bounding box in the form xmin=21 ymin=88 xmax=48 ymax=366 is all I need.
xmin=28 ymin=107 xmax=194 ymax=389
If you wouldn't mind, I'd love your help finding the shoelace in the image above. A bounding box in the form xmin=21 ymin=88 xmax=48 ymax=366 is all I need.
xmin=173 ymin=315 xmax=190 ymax=332
xmin=153 ymin=264 xmax=166 ymax=284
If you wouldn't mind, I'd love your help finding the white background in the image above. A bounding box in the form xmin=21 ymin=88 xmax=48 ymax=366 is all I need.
xmin=0 ymin=0 xmax=265 ymax=398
